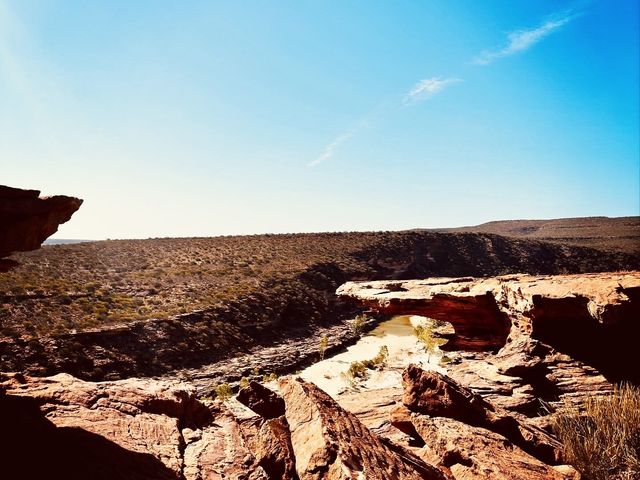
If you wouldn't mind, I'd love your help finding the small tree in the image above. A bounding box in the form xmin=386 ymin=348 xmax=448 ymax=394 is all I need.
xmin=414 ymin=324 xmax=448 ymax=362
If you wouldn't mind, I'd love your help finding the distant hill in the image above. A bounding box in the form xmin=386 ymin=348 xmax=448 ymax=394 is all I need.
xmin=436 ymin=216 xmax=640 ymax=254
xmin=43 ymin=239 xmax=95 ymax=245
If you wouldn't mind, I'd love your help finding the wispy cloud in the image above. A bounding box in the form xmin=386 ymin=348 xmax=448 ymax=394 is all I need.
xmin=307 ymin=132 xmax=354 ymax=167
xmin=403 ymin=77 xmax=462 ymax=105
xmin=473 ymin=10 xmax=578 ymax=65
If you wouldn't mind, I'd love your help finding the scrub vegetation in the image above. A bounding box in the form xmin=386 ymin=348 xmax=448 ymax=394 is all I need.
xmin=1 ymin=230 xmax=634 ymax=339
xmin=346 ymin=345 xmax=389 ymax=381
xmin=553 ymin=383 xmax=640 ymax=480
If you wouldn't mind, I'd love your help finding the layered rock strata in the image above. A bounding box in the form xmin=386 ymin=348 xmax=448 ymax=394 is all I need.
xmin=0 ymin=372 xmax=452 ymax=480
xmin=338 ymin=272 xmax=640 ymax=407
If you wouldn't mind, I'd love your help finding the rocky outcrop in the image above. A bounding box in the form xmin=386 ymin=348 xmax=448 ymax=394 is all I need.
xmin=405 ymin=416 xmax=577 ymax=480
xmin=0 ymin=372 xmax=214 ymax=479
xmin=278 ymin=377 xmax=449 ymax=480
xmin=0 ymin=371 xmax=453 ymax=480
xmin=237 ymin=380 xmax=286 ymax=419
xmin=400 ymin=366 xmax=561 ymax=464
xmin=337 ymin=277 xmax=512 ymax=351
xmin=0 ymin=185 xmax=82 ymax=271
xmin=387 ymin=365 xmax=579 ymax=480
xmin=338 ymin=272 xmax=640 ymax=390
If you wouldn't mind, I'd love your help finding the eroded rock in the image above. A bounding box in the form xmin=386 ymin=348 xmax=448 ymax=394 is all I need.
xmin=0 ymin=185 xmax=82 ymax=271
xmin=408 ymin=415 xmax=576 ymax=480
xmin=279 ymin=376 xmax=449 ymax=480
xmin=1 ymin=372 xmax=208 ymax=479
xmin=401 ymin=365 xmax=561 ymax=465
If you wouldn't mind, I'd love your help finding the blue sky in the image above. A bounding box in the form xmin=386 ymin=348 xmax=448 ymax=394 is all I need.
xmin=1 ymin=0 xmax=638 ymax=239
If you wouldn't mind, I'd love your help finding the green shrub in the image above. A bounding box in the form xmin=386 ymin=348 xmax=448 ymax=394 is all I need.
xmin=361 ymin=345 xmax=389 ymax=370
xmin=346 ymin=345 xmax=389 ymax=381
xmin=347 ymin=361 xmax=368 ymax=379
xmin=213 ymin=382 xmax=233 ymax=401
xmin=553 ymin=383 xmax=640 ymax=480
xmin=414 ymin=323 xmax=448 ymax=361
xmin=351 ymin=314 xmax=367 ymax=336
xmin=262 ymin=373 xmax=278 ymax=383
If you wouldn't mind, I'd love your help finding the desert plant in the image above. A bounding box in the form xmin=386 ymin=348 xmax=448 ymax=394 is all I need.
xmin=345 ymin=345 xmax=389 ymax=381
xmin=440 ymin=354 xmax=452 ymax=365
xmin=239 ymin=377 xmax=250 ymax=389
xmin=552 ymin=383 xmax=640 ymax=480
xmin=213 ymin=382 xmax=233 ymax=401
xmin=262 ymin=373 xmax=278 ymax=383
xmin=361 ymin=345 xmax=389 ymax=370
xmin=319 ymin=334 xmax=329 ymax=360
xmin=351 ymin=314 xmax=367 ymax=336
xmin=347 ymin=361 xmax=368 ymax=380
xmin=414 ymin=324 xmax=448 ymax=362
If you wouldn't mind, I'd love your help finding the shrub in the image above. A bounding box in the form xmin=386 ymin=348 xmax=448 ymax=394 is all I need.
xmin=361 ymin=345 xmax=388 ymax=370
xmin=552 ymin=383 xmax=640 ymax=480
xmin=414 ymin=323 xmax=448 ymax=362
xmin=319 ymin=334 xmax=329 ymax=360
xmin=346 ymin=345 xmax=389 ymax=381
xmin=262 ymin=373 xmax=278 ymax=383
xmin=239 ymin=377 xmax=250 ymax=389
xmin=347 ymin=361 xmax=368 ymax=379
xmin=351 ymin=314 xmax=367 ymax=336
xmin=213 ymin=383 xmax=233 ymax=401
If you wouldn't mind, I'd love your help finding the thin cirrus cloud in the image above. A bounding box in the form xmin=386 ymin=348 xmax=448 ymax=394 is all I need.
xmin=403 ymin=77 xmax=463 ymax=105
xmin=309 ymin=77 xmax=461 ymax=166
xmin=309 ymin=8 xmax=580 ymax=167
xmin=307 ymin=132 xmax=354 ymax=167
xmin=473 ymin=9 xmax=578 ymax=65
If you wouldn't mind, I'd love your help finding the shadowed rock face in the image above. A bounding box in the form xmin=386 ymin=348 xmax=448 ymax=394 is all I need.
xmin=237 ymin=380 xmax=286 ymax=419
xmin=0 ymin=373 xmax=215 ymax=479
xmin=0 ymin=185 xmax=83 ymax=271
xmin=1 ymin=393 xmax=180 ymax=480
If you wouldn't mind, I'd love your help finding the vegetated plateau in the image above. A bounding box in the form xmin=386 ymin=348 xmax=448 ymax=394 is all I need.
xmin=0 ymin=223 xmax=637 ymax=382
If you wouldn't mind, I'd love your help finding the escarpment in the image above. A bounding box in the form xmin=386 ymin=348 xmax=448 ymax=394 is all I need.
xmin=2 ymin=228 xmax=638 ymax=382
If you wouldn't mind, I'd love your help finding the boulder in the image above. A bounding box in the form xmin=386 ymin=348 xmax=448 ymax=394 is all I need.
xmin=279 ymin=376 xmax=449 ymax=480
xmin=409 ymin=415 xmax=577 ymax=480
xmin=401 ymin=366 xmax=561 ymax=464
xmin=1 ymin=372 xmax=208 ymax=479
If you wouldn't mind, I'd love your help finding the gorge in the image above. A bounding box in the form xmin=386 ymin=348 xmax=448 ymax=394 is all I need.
xmin=1 ymin=184 xmax=639 ymax=479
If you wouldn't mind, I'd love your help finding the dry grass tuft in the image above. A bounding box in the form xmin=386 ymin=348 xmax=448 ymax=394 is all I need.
xmin=553 ymin=383 xmax=640 ymax=480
